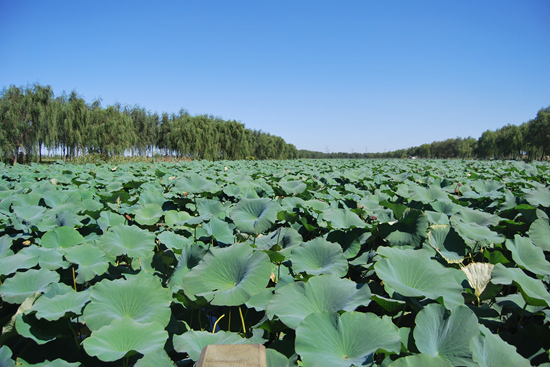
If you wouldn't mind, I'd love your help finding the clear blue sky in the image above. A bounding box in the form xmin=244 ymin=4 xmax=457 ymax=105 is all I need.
xmin=1 ymin=1 xmax=549 ymax=153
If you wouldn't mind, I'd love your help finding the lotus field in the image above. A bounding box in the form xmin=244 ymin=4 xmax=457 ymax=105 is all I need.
xmin=1 ymin=159 xmax=550 ymax=367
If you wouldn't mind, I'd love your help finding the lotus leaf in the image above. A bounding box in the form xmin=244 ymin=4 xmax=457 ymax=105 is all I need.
xmin=31 ymin=289 xmax=90 ymax=321
xmin=413 ymin=304 xmax=480 ymax=366
xmin=82 ymin=316 xmax=168 ymax=362
xmin=0 ymin=251 xmax=39 ymax=276
xmin=491 ymin=263 xmax=550 ymax=306
xmin=40 ymin=226 xmax=85 ymax=249
xmin=133 ymin=203 xmax=163 ymax=225
xmin=505 ymin=235 xmax=550 ymax=276
xmin=470 ymin=325 xmax=530 ymax=367
xmin=266 ymin=348 xmax=290 ymax=367
xmin=461 ymin=262 xmax=494 ymax=299
xmin=379 ymin=209 xmax=428 ymax=248
xmin=290 ymin=237 xmax=348 ymax=277
xmin=175 ymin=174 xmax=219 ymax=194
xmin=182 ymin=242 xmax=271 ymax=305
xmin=99 ymin=224 xmax=156 ymax=259
xmin=199 ymin=217 xmax=235 ymax=245
xmin=83 ymin=273 xmax=171 ymax=331
xmin=15 ymin=312 xmax=73 ymax=345
xmin=295 ymin=311 xmax=401 ymax=367
xmin=387 ymin=354 xmax=453 ymax=367
xmin=157 ymin=231 xmax=193 ymax=251
xmin=167 ymin=244 xmax=207 ymax=291
xmin=97 ymin=210 xmax=126 ymax=231
xmin=323 ymin=208 xmax=365 ymax=229
xmin=529 ymin=218 xmax=550 ymax=251
xmin=426 ymin=224 xmax=466 ymax=263
xmin=0 ymin=268 xmax=59 ymax=304
xmin=267 ymin=275 xmax=371 ymax=329
xmin=525 ymin=187 xmax=550 ymax=208
xmin=197 ymin=199 xmax=226 ymax=218
xmin=64 ymin=243 xmax=109 ymax=283
xmin=18 ymin=246 xmax=68 ymax=270
xmin=172 ymin=330 xmax=249 ymax=361
xmin=408 ymin=184 xmax=450 ymax=204
xmin=15 ymin=359 xmax=81 ymax=367
xmin=134 ymin=348 xmax=177 ymax=367
xmin=0 ymin=346 xmax=15 ymax=367
xmin=231 ymin=198 xmax=277 ymax=235
xmin=375 ymin=247 xmax=464 ymax=307
xmin=279 ymin=180 xmax=307 ymax=195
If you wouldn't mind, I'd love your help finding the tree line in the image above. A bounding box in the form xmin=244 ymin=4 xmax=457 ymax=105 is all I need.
xmin=0 ymin=83 xmax=299 ymax=164
xmin=298 ymin=106 xmax=550 ymax=160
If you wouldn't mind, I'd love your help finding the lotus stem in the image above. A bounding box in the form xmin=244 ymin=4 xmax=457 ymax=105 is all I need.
xmin=72 ymin=268 xmax=77 ymax=291
xmin=138 ymin=257 xmax=142 ymax=269
xmin=238 ymin=305 xmax=246 ymax=334
xmin=212 ymin=314 xmax=225 ymax=333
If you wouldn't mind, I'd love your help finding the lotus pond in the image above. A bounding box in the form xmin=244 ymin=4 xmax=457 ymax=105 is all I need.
xmin=1 ymin=159 xmax=550 ymax=367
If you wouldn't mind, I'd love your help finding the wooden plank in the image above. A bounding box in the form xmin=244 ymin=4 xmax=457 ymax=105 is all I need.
xmin=196 ymin=344 xmax=267 ymax=367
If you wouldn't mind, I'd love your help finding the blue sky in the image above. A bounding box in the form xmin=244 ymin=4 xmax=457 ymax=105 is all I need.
xmin=1 ymin=1 xmax=549 ymax=153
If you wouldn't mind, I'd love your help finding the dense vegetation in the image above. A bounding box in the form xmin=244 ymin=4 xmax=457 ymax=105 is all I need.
xmin=299 ymin=106 xmax=550 ymax=160
xmin=1 ymin=159 xmax=550 ymax=366
xmin=0 ymin=84 xmax=299 ymax=164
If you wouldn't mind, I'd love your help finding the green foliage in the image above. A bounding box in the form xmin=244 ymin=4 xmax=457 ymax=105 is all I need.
xmin=1 ymin=159 xmax=550 ymax=366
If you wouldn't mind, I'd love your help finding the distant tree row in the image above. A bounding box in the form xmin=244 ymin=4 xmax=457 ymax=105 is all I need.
xmin=0 ymin=83 xmax=299 ymax=164
xmin=299 ymin=106 xmax=550 ymax=160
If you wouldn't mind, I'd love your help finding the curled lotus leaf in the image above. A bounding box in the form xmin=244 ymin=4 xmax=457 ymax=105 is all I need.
xmin=279 ymin=180 xmax=307 ymax=195
xmin=491 ymin=263 xmax=550 ymax=307
xmin=295 ymin=311 xmax=401 ymax=367
xmin=290 ymin=237 xmax=348 ymax=277
xmin=82 ymin=316 xmax=168 ymax=362
xmin=133 ymin=203 xmax=163 ymax=226
xmin=461 ymin=262 xmax=494 ymax=299
xmin=413 ymin=304 xmax=480 ymax=367
xmin=266 ymin=275 xmax=371 ymax=329
xmin=175 ymin=174 xmax=219 ymax=194
xmin=529 ymin=218 xmax=550 ymax=251
xmin=83 ymin=273 xmax=171 ymax=331
xmin=375 ymin=247 xmax=464 ymax=307
xmin=64 ymin=243 xmax=109 ymax=283
xmin=0 ymin=268 xmax=60 ymax=304
xmin=231 ymin=198 xmax=277 ymax=235
xmin=40 ymin=226 xmax=85 ymax=249
xmin=470 ymin=325 xmax=531 ymax=367
xmin=182 ymin=242 xmax=271 ymax=306
xmin=31 ymin=288 xmax=91 ymax=321
xmin=505 ymin=234 xmax=550 ymax=276
xmin=323 ymin=208 xmax=365 ymax=229
xmin=99 ymin=224 xmax=156 ymax=259
xmin=388 ymin=354 xmax=453 ymax=367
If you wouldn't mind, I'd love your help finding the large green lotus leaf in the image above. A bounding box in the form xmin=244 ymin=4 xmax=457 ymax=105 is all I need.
xmin=157 ymin=231 xmax=193 ymax=251
xmin=524 ymin=187 xmax=550 ymax=208
xmin=470 ymin=325 xmax=530 ymax=367
xmin=0 ymin=251 xmax=39 ymax=276
xmin=133 ymin=203 xmax=163 ymax=226
xmin=197 ymin=199 xmax=226 ymax=218
xmin=253 ymin=227 xmax=302 ymax=254
xmin=99 ymin=224 xmax=156 ymax=259
xmin=278 ymin=196 xmax=306 ymax=213
xmin=266 ymin=275 xmax=371 ymax=329
xmin=290 ymin=237 xmax=348 ymax=277
xmin=414 ymin=304 xmax=479 ymax=367
xmin=506 ymin=235 xmax=550 ymax=276
xmin=31 ymin=289 xmax=90 ymax=321
xmin=175 ymin=174 xmax=219 ymax=194
xmin=18 ymin=246 xmax=69 ymax=270
xmin=134 ymin=348 xmax=176 ymax=367
xmin=97 ymin=211 xmax=126 ymax=232
xmin=199 ymin=217 xmax=236 ymax=245
xmin=172 ymin=330 xmax=249 ymax=361
xmin=375 ymin=247 xmax=464 ymax=307
xmin=326 ymin=228 xmax=371 ymax=259
xmin=82 ymin=316 xmax=168 ymax=362
xmin=529 ymin=218 xmax=550 ymax=251
xmin=408 ymin=184 xmax=450 ymax=204
xmin=41 ymin=226 xmax=85 ymax=249
xmin=167 ymin=244 xmax=207 ymax=291
xmin=323 ymin=208 xmax=365 ymax=229
xmin=0 ymin=268 xmax=59 ymax=304
xmin=279 ymin=180 xmax=307 ymax=195
xmin=451 ymin=208 xmax=500 ymax=227
xmin=426 ymin=224 xmax=467 ymax=263
xmin=64 ymin=243 xmax=109 ymax=283
xmin=83 ymin=273 xmax=171 ymax=331
xmin=231 ymin=198 xmax=277 ymax=235
xmin=295 ymin=312 xmax=401 ymax=367
xmin=379 ymin=209 xmax=428 ymax=248
xmin=11 ymin=204 xmax=46 ymax=225
xmin=0 ymin=346 xmax=15 ymax=367
xmin=429 ymin=201 xmax=462 ymax=216
xmin=182 ymin=242 xmax=271 ymax=306
xmin=303 ymin=199 xmax=330 ymax=213
xmin=470 ymin=180 xmax=505 ymax=194
xmin=387 ymin=354 xmax=453 ymax=367
xmin=15 ymin=312 xmax=73 ymax=345
xmin=451 ymin=221 xmax=504 ymax=249
xmin=491 ymin=263 xmax=550 ymax=306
